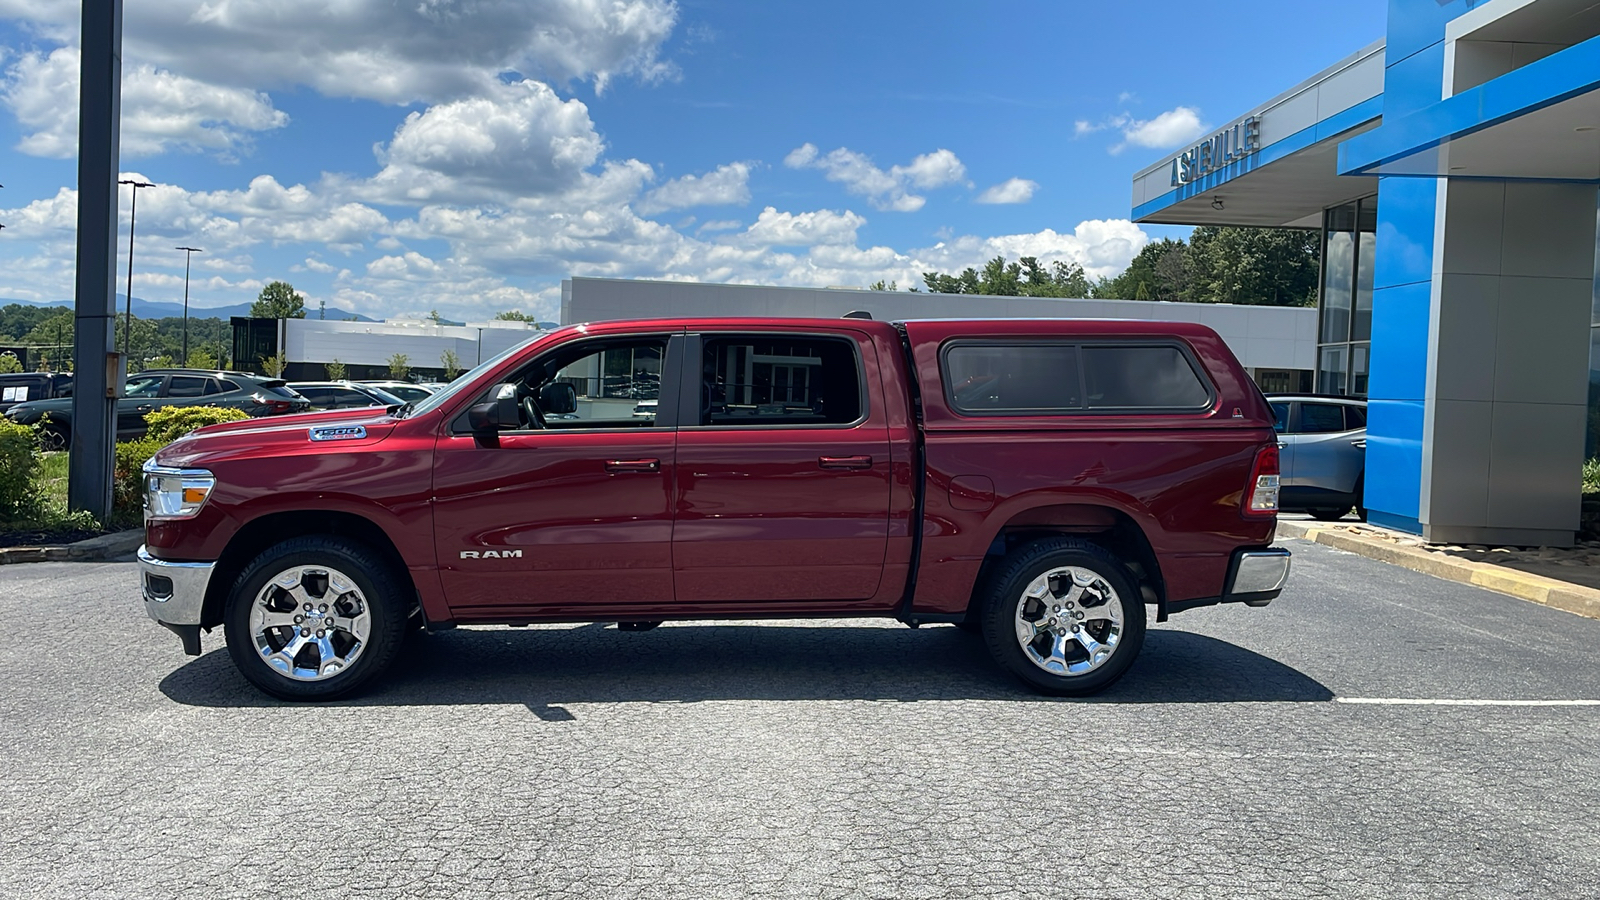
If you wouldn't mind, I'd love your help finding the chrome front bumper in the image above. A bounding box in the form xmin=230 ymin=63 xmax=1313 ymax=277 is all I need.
xmin=139 ymin=546 xmax=215 ymax=652
xmin=1225 ymin=548 xmax=1292 ymax=607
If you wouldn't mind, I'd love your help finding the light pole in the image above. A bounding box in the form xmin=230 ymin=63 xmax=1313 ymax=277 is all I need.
xmin=175 ymin=245 xmax=202 ymax=365
xmin=117 ymin=178 xmax=154 ymax=367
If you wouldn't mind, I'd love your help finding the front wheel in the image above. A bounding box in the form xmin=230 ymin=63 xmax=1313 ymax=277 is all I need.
xmin=224 ymin=536 xmax=410 ymax=701
xmin=980 ymin=538 xmax=1146 ymax=697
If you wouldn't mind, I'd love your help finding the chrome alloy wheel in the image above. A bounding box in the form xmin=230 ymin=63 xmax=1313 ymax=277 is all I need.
xmin=248 ymin=565 xmax=372 ymax=682
xmin=1013 ymin=566 xmax=1125 ymax=676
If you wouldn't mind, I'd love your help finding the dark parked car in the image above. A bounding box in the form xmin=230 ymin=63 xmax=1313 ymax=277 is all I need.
xmin=288 ymin=381 xmax=405 ymax=411
xmin=5 ymin=369 xmax=311 ymax=449
xmin=1266 ymin=394 xmax=1367 ymax=521
xmin=0 ymin=372 xmax=72 ymax=415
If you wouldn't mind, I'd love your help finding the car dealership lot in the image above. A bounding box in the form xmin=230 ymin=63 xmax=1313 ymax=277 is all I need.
xmin=5 ymin=542 xmax=1600 ymax=899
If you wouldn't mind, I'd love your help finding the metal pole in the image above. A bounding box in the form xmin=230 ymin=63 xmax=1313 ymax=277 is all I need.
xmin=69 ymin=0 xmax=123 ymax=520
xmin=176 ymin=246 xmax=201 ymax=364
xmin=118 ymin=178 xmax=153 ymax=367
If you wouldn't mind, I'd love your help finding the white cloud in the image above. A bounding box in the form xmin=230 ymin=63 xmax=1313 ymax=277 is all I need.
xmin=785 ymin=143 xmax=966 ymax=212
xmin=636 ymin=162 xmax=751 ymax=215
xmin=737 ymin=207 xmax=864 ymax=247
xmin=1113 ymin=106 xmax=1206 ymax=154
xmin=0 ymin=0 xmax=680 ymax=104
xmin=975 ymin=178 xmax=1038 ymax=205
xmin=2 ymin=47 xmax=287 ymax=158
xmin=360 ymin=80 xmax=606 ymax=205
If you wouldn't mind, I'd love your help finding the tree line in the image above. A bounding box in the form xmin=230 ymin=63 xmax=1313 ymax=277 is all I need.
xmin=911 ymin=226 xmax=1320 ymax=307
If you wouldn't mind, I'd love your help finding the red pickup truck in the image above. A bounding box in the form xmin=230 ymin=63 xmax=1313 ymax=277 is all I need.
xmin=139 ymin=317 xmax=1289 ymax=700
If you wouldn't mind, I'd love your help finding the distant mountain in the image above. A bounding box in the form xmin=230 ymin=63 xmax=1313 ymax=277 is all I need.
xmin=0 ymin=295 xmax=379 ymax=322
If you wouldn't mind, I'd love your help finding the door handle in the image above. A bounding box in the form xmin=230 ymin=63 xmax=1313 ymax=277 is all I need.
xmin=605 ymin=458 xmax=660 ymax=472
xmin=135 ymin=404 xmax=153 ymax=412
xmin=819 ymin=455 xmax=872 ymax=470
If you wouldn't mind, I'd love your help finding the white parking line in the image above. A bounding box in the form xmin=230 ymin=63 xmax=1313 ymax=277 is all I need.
xmin=1336 ymin=698 xmax=1600 ymax=707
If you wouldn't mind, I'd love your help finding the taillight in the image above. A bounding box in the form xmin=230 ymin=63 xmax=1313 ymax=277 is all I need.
xmin=252 ymin=392 xmax=294 ymax=414
xmin=1243 ymin=443 xmax=1280 ymax=517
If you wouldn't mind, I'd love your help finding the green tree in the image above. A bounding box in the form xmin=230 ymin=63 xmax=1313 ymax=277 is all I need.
xmin=0 ymin=352 xmax=22 ymax=374
xmin=922 ymin=255 xmax=1093 ymax=298
xmin=440 ymin=348 xmax=462 ymax=380
xmin=1094 ymin=237 xmax=1189 ymax=301
xmin=1185 ymin=226 xmax=1320 ymax=307
xmin=387 ymin=352 xmax=410 ymax=380
xmin=186 ymin=348 xmax=219 ymax=370
xmin=325 ymin=359 xmax=347 ymax=380
xmin=494 ymin=310 xmax=537 ymax=322
xmin=867 ymin=280 xmax=897 ymax=291
xmin=260 ymin=353 xmax=286 ymax=377
xmin=250 ymin=281 xmax=307 ymax=319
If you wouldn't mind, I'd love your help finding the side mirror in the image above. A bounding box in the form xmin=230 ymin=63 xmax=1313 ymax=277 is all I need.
xmin=467 ymin=383 xmax=519 ymax=431
xmin=539 ymin=382 xmax=577 ymax=415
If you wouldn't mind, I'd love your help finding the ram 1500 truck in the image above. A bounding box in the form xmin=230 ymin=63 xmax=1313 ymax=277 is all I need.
xmin=139 ymin=317 xmax=1290 ymax=700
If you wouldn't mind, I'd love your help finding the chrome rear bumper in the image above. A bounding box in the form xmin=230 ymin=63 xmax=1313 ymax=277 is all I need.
xmin=1226 ymin=548 xmax=1292 ymax=607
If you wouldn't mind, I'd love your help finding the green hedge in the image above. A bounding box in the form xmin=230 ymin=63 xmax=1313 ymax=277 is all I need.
xmin=144 ymin=406 xmax=251 ymax=445
xmin=0 ymin=419 xmax=42 ymax=520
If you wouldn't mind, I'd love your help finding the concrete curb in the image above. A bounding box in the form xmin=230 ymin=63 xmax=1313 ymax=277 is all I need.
xmin=1278 ymin=519 xmax=1600 ymax=620
xmin=0 ymin=529 xmax=143 ymax=565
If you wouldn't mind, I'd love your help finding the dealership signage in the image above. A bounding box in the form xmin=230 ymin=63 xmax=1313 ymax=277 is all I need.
xmin=1170 ymin=116 xmax=1261 ymax=186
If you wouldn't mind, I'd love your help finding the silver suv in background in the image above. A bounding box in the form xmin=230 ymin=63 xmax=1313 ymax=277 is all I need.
xmin=1267 ymin=394 xmax=1367 ymax=521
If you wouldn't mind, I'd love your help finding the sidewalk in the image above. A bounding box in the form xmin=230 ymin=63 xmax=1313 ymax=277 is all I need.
xmin=1278 ymin=519 xmax=1600 ymax=620
xmin=0 ymin=529 xmax=142 ymax=565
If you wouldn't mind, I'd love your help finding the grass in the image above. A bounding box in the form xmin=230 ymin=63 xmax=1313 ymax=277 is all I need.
xmin=0 ymin=451 xmax=105 ymax=546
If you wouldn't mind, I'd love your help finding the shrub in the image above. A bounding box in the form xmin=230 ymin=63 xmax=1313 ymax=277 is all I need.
xmin=1585 ymin=458 xmax=1600 ymax=496
xmin=0 ymin=419 xmax=42 ymax=520
xmin=112 ymin=437 xmax=165 ymax=525
xmin=144 ymin=406 xmax=251 ymax=445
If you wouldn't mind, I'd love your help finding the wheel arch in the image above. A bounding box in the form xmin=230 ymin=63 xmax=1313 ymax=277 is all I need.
xmin=964 ymin=500 xmax=1167 ymax=622
xmin=200 ymin=509 xmax=415 ymax=629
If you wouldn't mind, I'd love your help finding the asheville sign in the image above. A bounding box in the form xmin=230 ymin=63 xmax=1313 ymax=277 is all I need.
xmin=1170 ymin=116 xmax=1262 ymax=187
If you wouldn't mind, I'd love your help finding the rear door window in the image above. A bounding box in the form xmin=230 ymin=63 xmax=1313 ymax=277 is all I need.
xmin=695 ymin=335 xmax=863 ymax=426
xmin=1345 ymin=405 xmax=1367 ymax=429
xmin=166 ymin=376 xmax=209 ymax=398
xmin=1300 ymin=403 xmax=1348 ymax=433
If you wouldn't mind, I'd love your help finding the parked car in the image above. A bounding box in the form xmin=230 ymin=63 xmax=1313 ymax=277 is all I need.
xmin=0 ymin=372 xmax=72 ymax=415
xmin=288 ymin=381 xmax=405 ymax=411
xmin=1266 ymin=394 xmax=1367 ymax=521
xmin=138 ymin=317 xmax=1290 ymax=701
xmin=5 ymin=369 xmax=311 ymax=449
xmin=357 ymin=381 xmax=436 ymax=403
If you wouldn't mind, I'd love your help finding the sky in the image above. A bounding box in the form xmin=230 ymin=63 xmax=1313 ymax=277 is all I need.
xmin=0 ymin=0 xmax=1388 ymax=323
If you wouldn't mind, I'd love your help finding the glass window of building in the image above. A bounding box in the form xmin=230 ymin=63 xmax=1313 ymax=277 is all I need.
xmin=1317 ymin=196 xmax=1376 ymax=396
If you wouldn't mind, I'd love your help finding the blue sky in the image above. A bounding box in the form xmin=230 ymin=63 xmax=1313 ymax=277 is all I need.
xmin=0 ymin=0 xmax=1387 ymax=322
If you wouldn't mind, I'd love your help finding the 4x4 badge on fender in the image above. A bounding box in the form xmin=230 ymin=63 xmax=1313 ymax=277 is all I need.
xmin=460 ymin=550 xmax=523 ymax=559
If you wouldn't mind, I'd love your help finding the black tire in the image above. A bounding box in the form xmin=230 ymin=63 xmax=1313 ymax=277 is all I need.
xmin=953 ymin=618 xmax=983 ymax=634
xmin=224 ymin=536 xmax=410 ymax=701
xmin=979 ymin=538 xmax=1147 ymax=697
xmin=1308 ymin=507 xmax=1351 ymax=521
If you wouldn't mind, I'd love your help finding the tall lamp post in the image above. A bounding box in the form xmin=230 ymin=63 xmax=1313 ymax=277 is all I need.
xmin=117 ymin=178 xmax=154 ymax=367
xmin=175 ymin=245 xmax=202 ymax=365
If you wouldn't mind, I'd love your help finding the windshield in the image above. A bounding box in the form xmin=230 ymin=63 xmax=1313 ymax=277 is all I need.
xmin=400 ymin=334 xmax=546 ymax=419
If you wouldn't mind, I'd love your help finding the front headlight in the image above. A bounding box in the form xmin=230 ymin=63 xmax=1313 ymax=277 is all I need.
xmin=142 ymin=459 xmax=216 ymax=519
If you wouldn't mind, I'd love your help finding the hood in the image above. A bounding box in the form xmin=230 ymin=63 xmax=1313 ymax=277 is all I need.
xmin=156 ymin=407 xmax=403 ymax=468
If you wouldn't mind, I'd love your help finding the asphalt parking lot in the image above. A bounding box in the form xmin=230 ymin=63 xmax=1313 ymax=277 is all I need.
xmin=5 ymin=540 xmax=1600 ymax=899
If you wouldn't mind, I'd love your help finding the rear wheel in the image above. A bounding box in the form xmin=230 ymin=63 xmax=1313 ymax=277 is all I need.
xmin=980 ymin=538 xmax=1146 ymax=697
xmin=1308 ymin=507 xmax=1351 ymax=521
xmin=224 ymin=536 xmax=410 ymax=701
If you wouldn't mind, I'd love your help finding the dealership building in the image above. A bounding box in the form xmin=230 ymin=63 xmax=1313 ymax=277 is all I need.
xmin=1132 ymin=0 xmax=1600 ymax=547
